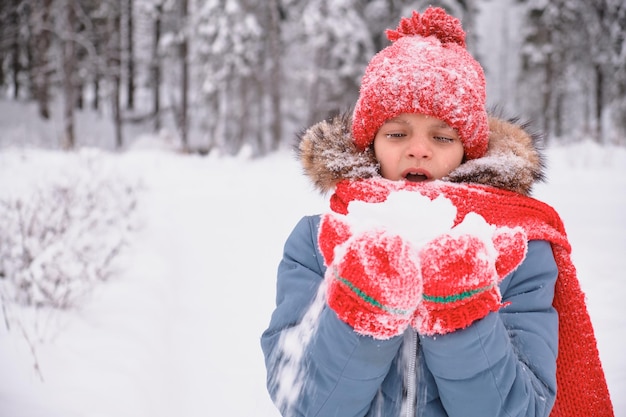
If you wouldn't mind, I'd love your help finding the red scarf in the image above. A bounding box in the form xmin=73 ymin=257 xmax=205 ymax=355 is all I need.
xmin=331 ymin=179 xmax=614 ymax=417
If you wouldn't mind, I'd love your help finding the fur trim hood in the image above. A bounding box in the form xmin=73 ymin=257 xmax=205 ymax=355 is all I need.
xmin=297 ymin=113 xmax=545 ymax=196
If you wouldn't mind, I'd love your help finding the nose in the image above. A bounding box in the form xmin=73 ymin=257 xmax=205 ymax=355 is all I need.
xmin=406 ymin=135 xmax=432 ymax=159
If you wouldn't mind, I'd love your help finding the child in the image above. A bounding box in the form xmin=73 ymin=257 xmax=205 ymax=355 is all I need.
xmin=261 ymin=7 xmax=614 ymax=417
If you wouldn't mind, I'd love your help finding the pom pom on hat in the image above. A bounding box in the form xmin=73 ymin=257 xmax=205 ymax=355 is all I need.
xmin=352 ymin=7 xmax=489 ymax=160
xmin=386 ymin=6 xmax=466 ymax=47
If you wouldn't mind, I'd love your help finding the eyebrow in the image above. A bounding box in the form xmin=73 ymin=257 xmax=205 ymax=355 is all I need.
xmin=435 ymin=122 xmax=455 ymax=130
xmin=384 ymin=118 xmax=409 ymax=125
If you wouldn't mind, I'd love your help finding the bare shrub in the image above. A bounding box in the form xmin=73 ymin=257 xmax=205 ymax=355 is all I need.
xmin=0 ymin=152 xmax=141 ymax=311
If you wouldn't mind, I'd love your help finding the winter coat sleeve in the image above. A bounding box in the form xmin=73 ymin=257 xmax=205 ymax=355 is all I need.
xmin=419 ymin=239 xmax=559 ymax=417
xmin=260 ymin=215 xmax=403 ymax=417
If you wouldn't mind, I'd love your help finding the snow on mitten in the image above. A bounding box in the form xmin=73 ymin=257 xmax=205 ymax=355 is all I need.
xmin=326 ymin=229 xmax=422 ymax=339
xmin=318 ymin=213 xmax=352 ymax=266
xmin=412 ymin=225 xmax=527 ymax=336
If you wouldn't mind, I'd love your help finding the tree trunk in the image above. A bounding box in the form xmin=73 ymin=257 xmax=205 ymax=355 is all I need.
xmin=10 ymin=0 xmax=20 ymax=99
xmin=0 ymin=4 xmax=4 ymax=88
xmin=62 ymin=0 xmax=77 ymax=149
xmin=267 ymin=0 xmax=282 ymax=152
xmin=109 ymin=0 xmax=123 ymax=148
xmin=152 ymin=3 xmax=162 ymax=131
xmin=93 ymin=77 xmax=100 ymax=110
xmin=32 ymin=0 xmax=53 ymax=119
xmin=178 ymin=0 xmax=189 ymax=151
xmin=126 ymin=0 xmax=135 ymax=110
xmin=594 ymin=63 xmax=603 ymax=143
xmin=0 ymin=51 xmax=4 ymax=88
xmin=554 ymin=90 xmax=563 ymax=138
xmin=541 ymin=27 xmax=553 ymax=142
xmin=75 ymin=83 xmax=84 ymax=109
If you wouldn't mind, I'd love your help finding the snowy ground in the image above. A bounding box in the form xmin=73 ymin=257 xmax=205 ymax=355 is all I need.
xmin=0 ymin=105 xmax=624 ymax=416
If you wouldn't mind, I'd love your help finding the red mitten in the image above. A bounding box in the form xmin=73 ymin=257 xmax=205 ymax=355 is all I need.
xmin=325 ymin=229 xmax=422 ymax=339
xmin=492 ymin=227 xmax=528 ymax=278
xmin=412 ymin=227 xmax=527 ymax=336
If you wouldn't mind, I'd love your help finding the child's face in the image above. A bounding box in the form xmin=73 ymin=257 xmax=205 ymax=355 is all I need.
xmin=373 ymin=113 xmax=464 ymax=182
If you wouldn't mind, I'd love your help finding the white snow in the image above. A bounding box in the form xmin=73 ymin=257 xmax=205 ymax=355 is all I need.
xmin=346 ymin=190 xmax=458 ymax=246
xmin=0 ymin=116 xmax=624 ymax=416
xmin=270 ymin=281 xmax=327 ymax=415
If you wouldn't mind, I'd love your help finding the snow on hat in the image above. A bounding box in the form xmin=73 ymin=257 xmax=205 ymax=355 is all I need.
xmin=352 ymin=7 xmax=489 ymax=160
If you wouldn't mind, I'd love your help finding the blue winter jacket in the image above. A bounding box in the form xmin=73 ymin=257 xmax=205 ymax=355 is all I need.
xmin=261 ymin=215 xmax=559 ymax=417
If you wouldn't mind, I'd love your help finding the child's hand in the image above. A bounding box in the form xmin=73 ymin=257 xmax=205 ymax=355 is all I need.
xmin=319 ymin=214 xmax=422 ymax=339
xmin=319 ymin=178 xmax=527 ymax=338
xmin=412 ymin=226 xmax=527 ymax=335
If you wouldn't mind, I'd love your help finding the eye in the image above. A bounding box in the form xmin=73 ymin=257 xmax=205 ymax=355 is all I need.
xmin=386 ymin=132 xmax=406 ymax=138
xmin=434 ymin=135 xmax=455 ymax=143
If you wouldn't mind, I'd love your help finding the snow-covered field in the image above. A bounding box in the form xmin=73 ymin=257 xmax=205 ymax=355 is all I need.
xmin=0 ymin=103 xmax=624 ymax=416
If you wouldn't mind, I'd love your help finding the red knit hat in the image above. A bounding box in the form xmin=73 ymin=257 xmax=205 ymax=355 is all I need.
xmin=352 ymin=7 xmax=489 ymax=160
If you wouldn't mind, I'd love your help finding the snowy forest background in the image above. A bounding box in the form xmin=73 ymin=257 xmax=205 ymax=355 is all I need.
xmin=1 ymin=0 xmax=625 ymax=154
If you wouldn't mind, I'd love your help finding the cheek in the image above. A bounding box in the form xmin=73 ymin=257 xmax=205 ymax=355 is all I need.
xmin=442 ymin=146 xmax=465 ymax=174
xmin=451 ymin=141 xmax=464 ymax=161
xmin=454 ymin=149 xmax=465 ymax=166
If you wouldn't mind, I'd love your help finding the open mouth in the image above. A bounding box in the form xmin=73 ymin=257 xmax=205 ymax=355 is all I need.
xmin=404 ymin=172 xmax=429 ymax=182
